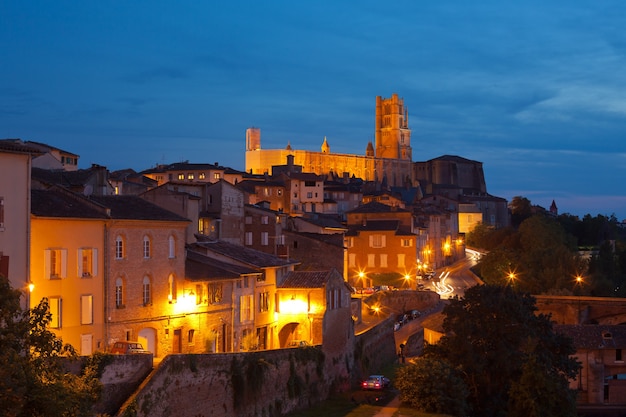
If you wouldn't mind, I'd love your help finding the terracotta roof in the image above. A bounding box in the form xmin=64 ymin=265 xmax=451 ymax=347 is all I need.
xmin=25 ymin=140 xmax=78 ymax=157
xmin=284 ymin=230 xmax=345 ymax=248
xmin=347 ymin=201 xmax=409 ymax=214
xmin=89 ymin=195 xmax=190 ymax=222
xmin=194 ymin=241 xmax=298 ymax=268
xmin=32 ymin=167 xmax=98 ymax=187
xmin=185 ymin=250 xmax=258 ymax=281
xmin=0 ymin=139 xmax=44 ymax=154
xmin=555 ymin=325 xmax=626 ymax=349
xmin=278 ymin=270 xmax=335 ymax=288
xmin=31 ymin=188 xmax=109 ymax=219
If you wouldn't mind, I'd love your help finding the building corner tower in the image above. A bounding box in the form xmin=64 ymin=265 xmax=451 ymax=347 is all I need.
xmin=374 ymin=93 xmax=412 ymax=161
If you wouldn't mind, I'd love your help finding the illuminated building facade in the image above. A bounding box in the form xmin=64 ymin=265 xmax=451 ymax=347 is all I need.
xmin=245 ymin=94 xmax=414 ymax=187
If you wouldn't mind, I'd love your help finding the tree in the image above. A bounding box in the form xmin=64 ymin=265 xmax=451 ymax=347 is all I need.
xmin=395 ymin=356 xmax=469 ymax=416
xmin=509 ymin=196 xmax=532 ymax=228
xmin=0 ymin=274 xmax=102 ymax=417
xmin=422 ymin=285 xmax=580 ymax=417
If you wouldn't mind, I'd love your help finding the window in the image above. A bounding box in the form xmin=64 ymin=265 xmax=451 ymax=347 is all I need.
xmin=45 ymin=249 xmax=67 ymax=279
xmin=240 ymin=295 xmax=254 ymax=322
xmin=195 ymin=284 xmax=204 ymax=305
xmin=367 ymin=254 xmax=375 ymax=268
xmin=277 ymin=189 xmax=283 ymax=196
xmin=188 ymin=329 xmax=195 ymax=344
xmin=380 ymin=254 xmax=388 ymax=267
xmin=178 ymin=173 xmax=185 ymax=180
xmin=263 ymin=187 xmax=270 ymax=196
xmin=49 ymin=297 xmax=62 ymax=328
xmin=187 ymin=173 xmax=194 ymax=180
xmin=78 ymin=248 xmax=97 ymax=277
xmin=328 ymin=288 xmax=341 ymax=309
xmin=199 ymin=172 xmax=205 ymax=180
xmin=261 ymin=215 xmax=269 ymax=224
xmin=397 ymin=253 xmax=405 ymax=268
xmin=617 ymin=349 xmax=623 ymax=362
xmin=245 ymin=232 xmax=253 ymax=246
xmin=168 ymin=235 xmax=176 ymax=258
xmin=243 ymin=276 xmax=250 ymax=288
xmin=307 ymin=192 xmax=313 ymax=198
xmin=115 ymin=278 xmax=124 ymax=308
xmin=346 ymin=237 xmax=353 ymax=248
xmin=348 ymin=253 xmax=356 ymax=267
xmin=168 ymin=274 xmax=177 ymax=302
xmin=81 ymin=295 xmax=93 ymax=325
xmin=401 ymin=239 xmax=412 ymax=247
xmin=115 ymin=236 xmax=124 ymax=259
xmin=143 ymin=236 xmax=151 ymax=258
xmin=142 ymin=276 xmax=151 ymax=305
xmin=369 ymin=235 xmax=386 ymax=248
xmin=261 ymin=232 xmax=269 ymax=246
xmin=259 ymin=292 xmax=269 ymax=312
xmin=0 ymin=196 xmax=4 ymax=229
xmin=214 ymin=172 xmax=221 ymax=180
xmin=208 ymin=283 xmax=223 ymax=304
xmin=304 ymin=180 xmax=316 ymax=187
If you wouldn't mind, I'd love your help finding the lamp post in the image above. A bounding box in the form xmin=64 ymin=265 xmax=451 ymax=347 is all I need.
xmin=575 ymin=274 xmax=584 ymax=324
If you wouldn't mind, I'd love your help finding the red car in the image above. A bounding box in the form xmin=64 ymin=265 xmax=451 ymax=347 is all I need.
xmin=361 ymin=375 xmax=390 ymax=390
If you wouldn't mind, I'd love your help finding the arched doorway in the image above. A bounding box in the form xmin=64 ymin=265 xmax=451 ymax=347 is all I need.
xmin=138 ymin=327 xmax=157 ymax=356
xmin=278 ymin=322 xmax=306 ymax=348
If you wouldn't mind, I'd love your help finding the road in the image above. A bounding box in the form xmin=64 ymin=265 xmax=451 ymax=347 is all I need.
xmin=429 ymin=250 xmax=482 ymax=299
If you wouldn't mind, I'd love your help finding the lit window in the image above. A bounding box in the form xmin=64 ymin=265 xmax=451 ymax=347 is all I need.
xmin=45 ymin=249 xmax=67 ymax=279
xmin=208 ymin=283 xmax=223 ymax=304
xmin=115 ymin=236 xmax=124 ymax=259
xmin=78 ymin=248 xmax=97 ymax=277
xmin=277 ymin=189 xmax=283 ymax=196
xmin=48 ymin=297 xmax=62 ymax=328
xmin=199 ymin=172 xmax=206 ymax=179
xmin=187 ymin=173 xmax=194 ymax=180
xmin=115 ymin=278 xmax=124 ymax=308
xmin=195 ymin=284 xmax=204 ymax=305
xmin=81 ymin=294 xmax=93 ymax=325
xmin=142 ymin=276 xmax=151 ymax=305
xmin=214 ymin=172 xmax=221 ymax=180
xmin=259 ymin=292 xmax=269 ymax=312
xmin=143 ymin=236 xmax=151 ymax=258
xmin=264 ymin=187 xmax=270 ymax=196
xmin=178 ymin=173 xmax=185 ymax=180
xmin=168 ymin=274 xmax=176 ymax=302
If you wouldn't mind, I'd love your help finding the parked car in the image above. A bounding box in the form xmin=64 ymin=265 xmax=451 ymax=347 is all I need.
xmin=361 ymin=375 xmax=390 ymax=390
xmin=110 ymin=341 xmax=149 ymax=354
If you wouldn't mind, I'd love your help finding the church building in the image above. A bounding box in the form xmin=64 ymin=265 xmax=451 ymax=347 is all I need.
xmin=245 ymin=94 xmax=414 ymax=187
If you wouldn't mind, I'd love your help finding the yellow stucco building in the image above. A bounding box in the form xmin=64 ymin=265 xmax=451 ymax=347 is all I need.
xmin=245 ymin=94 xmax=415 ymax=187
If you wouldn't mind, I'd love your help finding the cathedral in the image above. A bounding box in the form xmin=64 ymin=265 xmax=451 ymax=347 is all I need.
xmin=245 ymin=93 xmax=415 ymax=187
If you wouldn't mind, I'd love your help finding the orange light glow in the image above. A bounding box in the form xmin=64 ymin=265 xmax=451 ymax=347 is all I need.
xmin=281 ymin=297 xmax=308 ymax=314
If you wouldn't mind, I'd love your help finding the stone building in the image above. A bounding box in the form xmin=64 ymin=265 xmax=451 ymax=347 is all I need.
xmin=245 ymin=94 xmax=415 ymax=188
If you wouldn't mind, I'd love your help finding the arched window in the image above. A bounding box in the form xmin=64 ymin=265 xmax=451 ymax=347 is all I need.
xmin=143 ymin=235 xmax=151 ymax=259
xmin=115 ymin=236 xmax=125 ymax=259
xmin=115 ymin=277 xmax=124 ymax=308
xmin=142 ymin=276 xmax=151 ymax=305
xmin=168 ymin=274 xmax=177 ymax=303
xmin=168 ymin=235 xmax=176 ymax=259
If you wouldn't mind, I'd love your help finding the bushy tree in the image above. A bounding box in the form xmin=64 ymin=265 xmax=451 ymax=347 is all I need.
xmin=0 ymin=274 xmax=102 ymax=417
xmin=395 ymin=356 xmax=469 ymax=416
xmin=422 ymin=285 xmax=580 ymax=417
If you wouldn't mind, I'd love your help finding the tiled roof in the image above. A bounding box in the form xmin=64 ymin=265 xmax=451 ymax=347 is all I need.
xmin=555 ymin=325 xmax=626 ymax=349
xmin=278 ymin=270 xmax=334 ymax=288
xmin=284 ymin=230 xmax=345 ymax=248
xmin=31 ymin=188 xmax=109 ymax=219
xmin=426 ymin=155 xmax=481 ymax=164
xmin=297 ymin=215 xmax=346 ymax=230
xmin=0 ymin=139 xmax=44 ymax=154
xmin=186 ymin=250 xmax=258 ymax=281
xmin=89 ymin=195 xmax=190 ymax=222
xmin=25 ymin=140 xmax=78 ymax=157
xmin=194 ymin=241 xmax=298 ymax=268
xmin=347 ymin=201 xmax=409 ymax=214
xmin=32 ymin=167 xmax=97 ymax=187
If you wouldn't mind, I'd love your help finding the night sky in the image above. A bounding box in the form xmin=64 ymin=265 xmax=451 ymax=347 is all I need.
xmin=2 ymin=1 xmax=625 ymax=219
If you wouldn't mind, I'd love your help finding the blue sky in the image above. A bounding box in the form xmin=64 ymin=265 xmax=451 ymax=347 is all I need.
xmin=2 ymin=1 xmax=625 ymax=220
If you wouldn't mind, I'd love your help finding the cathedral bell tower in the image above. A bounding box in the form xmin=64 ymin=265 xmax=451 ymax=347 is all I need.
xmin=374 ymin=94 xmax=412 ymax=160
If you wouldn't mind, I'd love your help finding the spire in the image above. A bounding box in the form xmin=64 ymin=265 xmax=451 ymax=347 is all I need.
xmin=366 ymin=141 xmax=374 ymax=157
xmin=321 ymin=136 xmax=330 ymax=153
xmin=285 ymin=141 xmax=292 ymax=150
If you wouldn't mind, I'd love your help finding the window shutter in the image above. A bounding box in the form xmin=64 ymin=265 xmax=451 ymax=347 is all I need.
xmin=92 ymin=248 xmax=98 ymax=276
xmin=382 ymin=235 xmax=386 ymax=247
xmin=60 ymin=249 xmax=67 ymax=278
xmin=44 ymin=249 xmax=51 ymax=279
xmin=77 ymin=249 xmax=84 ymax=277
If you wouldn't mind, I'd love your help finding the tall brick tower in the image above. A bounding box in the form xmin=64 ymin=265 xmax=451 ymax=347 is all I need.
xmin=375 ymin=93 xmax=412 ymax=160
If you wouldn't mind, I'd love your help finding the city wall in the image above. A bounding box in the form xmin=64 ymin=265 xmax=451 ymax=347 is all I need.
xmin=110 ymin=323 xmax=397 ymax=417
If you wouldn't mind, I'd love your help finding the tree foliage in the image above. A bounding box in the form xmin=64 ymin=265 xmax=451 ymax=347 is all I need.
xmin=0 ymin=274 xmax=102 ymax=417
xmin=420 ymin=285 xmax=580 ymax=417
xmin=395 ymin=356 xmax=469 ymax=416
